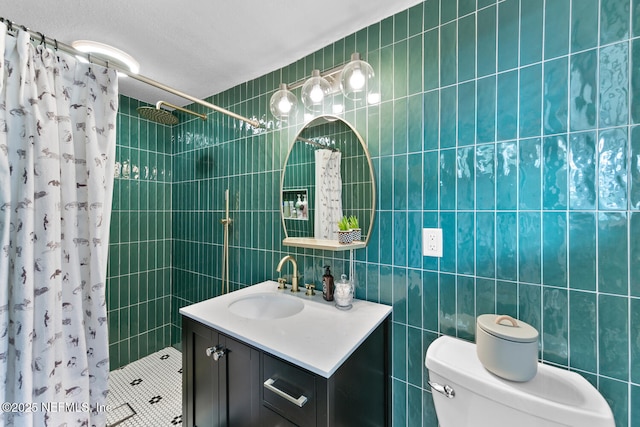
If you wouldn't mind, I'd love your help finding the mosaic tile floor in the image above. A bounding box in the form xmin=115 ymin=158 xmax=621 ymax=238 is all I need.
xmin=107 ymin=347 xmax=182 ymax=426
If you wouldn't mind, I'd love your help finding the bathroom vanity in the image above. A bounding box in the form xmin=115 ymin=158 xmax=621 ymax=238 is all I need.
xmin=180 ymin=280 xmax=391 ymax=427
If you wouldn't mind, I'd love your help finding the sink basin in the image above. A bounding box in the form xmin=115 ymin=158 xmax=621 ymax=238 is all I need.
xmin=228 ymin=292 xmax=304 ymax=320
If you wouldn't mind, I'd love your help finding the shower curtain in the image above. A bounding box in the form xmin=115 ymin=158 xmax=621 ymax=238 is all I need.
xmin=314 ymin=149 xmax=343 ymax=240
xmin=0 ymin=25 xmax=117 ymax=426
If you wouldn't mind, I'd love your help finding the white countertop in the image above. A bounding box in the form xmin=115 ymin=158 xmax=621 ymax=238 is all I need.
xmin=179 ymin=280 xmax=392 ymax=378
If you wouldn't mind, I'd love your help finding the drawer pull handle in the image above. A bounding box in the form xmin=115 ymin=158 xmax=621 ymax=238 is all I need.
xmin=205 ymin=345 xmax=226 ymax=361
xmin=264 ymin=378 xmax=308 ymax=408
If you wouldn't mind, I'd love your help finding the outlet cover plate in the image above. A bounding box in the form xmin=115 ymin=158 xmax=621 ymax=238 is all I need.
xmin=422 ymin=228 xmax=443 ymax=257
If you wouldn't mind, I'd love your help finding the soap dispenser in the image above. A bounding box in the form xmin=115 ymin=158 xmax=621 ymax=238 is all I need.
xmin=334 ymin=274 xmax=353 ymax=310
xmin=322 ymin=265 xmax=334 ymax=301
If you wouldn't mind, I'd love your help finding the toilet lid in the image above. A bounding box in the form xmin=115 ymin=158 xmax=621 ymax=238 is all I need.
xmin=477 ymin=314 xmax=538 ymax=343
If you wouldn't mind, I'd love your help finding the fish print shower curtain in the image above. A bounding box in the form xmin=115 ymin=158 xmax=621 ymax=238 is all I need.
xmin=0 ymin=25 xmax=117 ymax=426
xmin=314 ymin=149 xmax=343 ymax=240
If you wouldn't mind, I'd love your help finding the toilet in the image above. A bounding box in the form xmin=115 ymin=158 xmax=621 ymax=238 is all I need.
xmin=425 ymin=336 xmax=615 ymax=427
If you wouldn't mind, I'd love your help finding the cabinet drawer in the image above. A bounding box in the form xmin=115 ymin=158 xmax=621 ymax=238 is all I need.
xmin=262 ymin=354 xmax=316 ymax=427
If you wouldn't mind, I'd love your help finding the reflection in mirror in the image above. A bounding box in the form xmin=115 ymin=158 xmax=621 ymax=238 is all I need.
xmin=281 ymin=115 xmax=375 ymax=247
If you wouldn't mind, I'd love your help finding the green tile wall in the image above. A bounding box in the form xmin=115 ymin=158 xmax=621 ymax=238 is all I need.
xmin=107 ymin=95 xmax=173 ymax=369
xmin=168 ymin=1 xmax=639 ymax=426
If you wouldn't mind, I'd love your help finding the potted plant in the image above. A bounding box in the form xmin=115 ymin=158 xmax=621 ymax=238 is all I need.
xmin=348 ymin=215 xmax=361 ymax=241
xmin=337 ymin=216 xmax=353 ymax=244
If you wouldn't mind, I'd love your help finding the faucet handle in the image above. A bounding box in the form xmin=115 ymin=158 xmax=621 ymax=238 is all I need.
xmin=305 ymin=283 xmax=315 ymax=296
xmin=277 ymin=277 xmax=287 ymax=289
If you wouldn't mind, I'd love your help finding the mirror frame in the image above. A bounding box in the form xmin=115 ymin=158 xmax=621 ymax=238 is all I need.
xmin=280 ymin=114 xmax=376 ymax=249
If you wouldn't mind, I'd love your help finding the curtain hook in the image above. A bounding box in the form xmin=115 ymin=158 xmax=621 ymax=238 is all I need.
xmin=54 ymin=39 xmax=58 ymax=51
xmin=38 ymin=32 xmax=45 ymax=46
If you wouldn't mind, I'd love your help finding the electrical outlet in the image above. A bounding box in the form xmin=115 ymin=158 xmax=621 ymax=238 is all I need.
xmin=422 ymin=228 xmax=443 ymax=257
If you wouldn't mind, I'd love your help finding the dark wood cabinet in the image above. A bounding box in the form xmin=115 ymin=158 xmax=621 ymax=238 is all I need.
xmin=183 ymin=315 xmax=389 ymax=427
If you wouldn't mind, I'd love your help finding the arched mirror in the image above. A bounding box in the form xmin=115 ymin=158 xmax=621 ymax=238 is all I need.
xmin=280 ymin=115 xmax=376 ymax=251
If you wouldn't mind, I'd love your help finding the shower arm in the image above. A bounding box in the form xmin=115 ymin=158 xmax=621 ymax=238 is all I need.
xmin=1 ymin=17 xmax=261 ymax=128
xmin=156 ymin=101 xmax=207 ymax=121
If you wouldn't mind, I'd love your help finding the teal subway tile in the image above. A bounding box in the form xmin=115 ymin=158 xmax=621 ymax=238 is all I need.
xmin=394 ymin=98 xmax=408 ymax=154
xmin=380 ymin=46 xmax=394 ymax=103
xmin=407 ymin=326 xmax=423 ymax=388
xmin=543 ymin=58 xmax=569 ymax=134
xmin=519 ymin=138 xmax=542 ymax=210
xmin=599 ymin=377 xmax=628 ymax=427
xmin=381 ymin=16 xmax=394 ymax=47
xmin=110 ymin=343 xmax=120 ymax=370
xmin=634 ymin=41 xmax=640 ymax=124
xmin=598 ymin=128 xmax=628 ymax=209
xmin=423 ymin=389 xmax=438 ymax=426
xmin=439 ymin=273 xmax=456 ymax=336
xmin=569 ymin=212 xmax=597 ymax=291
xmin=542 ymin=212 xmax=568 ymax=287
xmin=424 ymin=0 xmax=439 ymax=31
xmin=518 ymin=212 xmax=541 ymax=284
xmin=599 ymin=294 xmax=629 ymax=381
xmin=630 ymin=298 xmax=640 ymax=383
xmin=458 ymin=14 xmax=476 ymax=82
xmin=393 ymin=213 xmax=408 ymax=267
xmin=497 ymin=0 xmax=519 ymax=72
xmin=424 ymin=29 xmax=440 ymax=91
xmin=394 ymin=154 xmax=408 ymax=209
xmin=407 ymin=384 xmax=422 ymax=427
xmin=408 ymin=95 xmax=423 ymax=153
xmin=544 ymin=0 xmax=570 ymax=59
xmin=476 ymin=144 xmax=495 ymax=210
xmin=542 ymin=287 xmax=568 ymax=366
xmin=496 ymin=212 xmax=517 ymax=281
xmin=423 ymin=271 xmax=439 ymax=331
xmin=475 ymin=212 xmax=496 ymax=278
xmin=440 ymin=87 xmax=457 ymax=148
xmin=478 ymin=0 xmax=496 ymax=7
xmin=392 ymin=378 xmax=407 ymax=427
xmin=520 ymin=0 xmax=543 ymax=66
xmin=441 ymin=0 xmax=457 ymax=24
xmin=440 ymin=21 xmax=457 ymax=86
xmin=633 ymin=384 xmax=640 ymax=427
xmin=569 ymin=290 xmax=597 ymax=373
xmin=459 ymin=0 xmax=475 ymax=16
xmin=458 ymin=82 xmax=476 ymax=146
xmin=439 ymin=148 xmax=456 ymax=210
xmin=380 ymin=156 xmax=393 ymax=210
xmin=598 ymin=212 xmax=629 ymax=295
xmin=407 ymin=213 xmax=423 ymax=269
xmin=497 ymin=71 xmax=518 ymax=141
xmin=423 ymin=151 xmax=438 ymax=210
xmin=380 ymin=100 xmax=394 ymax=156
xmin=393 ymin=267 xmax=408 ymax=323
xmin=457 ymin=147 xmax=475 ymax=209
xmin=476 ymin=278 xmax=496 ymax=315
xmin=496 ymin=142 xmax=517 ymax=210
xmin=543 ymin=135 xmax=568 ymax=210
xmin=476 ymin=76 xmax=496 ymax=144
xmin=366 ymin=264 xmax=380 ymax=302
xmin=518 ymin=283 xmax=542 ymax=346
xmin=392 ymin=323 xmax=407 ymax=382
xmin=408 ymin=4 xmax=423 ymax=37
xmin=457 ymin=212 xmax=475 ymax=275
xmin=519 ymin=64 xmax=543 ymax=138
xmin=599 ymin=43 xmax=629 ymax=128
xmin=477 ymin=6 xmax=497 ymax=78
xmin=379 ymin=212 xmax=393 ymax=266
xmin=407 ymin=269 xmax=422 ymax=327
xmin=456 ymin=276 xmax=475 ymax=340
xmin=394 ymin=9 xmax=408 ymax=42
xmin=368 ymin=104 xmax=381 ymax=157
xmin=633 ymin=213 xmax=640 ymax=297
xmin=570 ymin=50 xmax=598 ymax=131
xmin=424 ymin=90 xmax=439 ymax=150
xmin=394 ymin=40 xmax=408 ymax=100
xmin=569 ymin=132 xmax=597 ymax=209
xmin=600 ymin=0 xmax=631 ymax=45
xmin=408 ymin=37 xmax=422 ymax=96
xmin=440 ymin=212 xmax=456 ymax=273
xmin=571 ymin=0 xmax=598 ymax=52
xmin=496 ymin=280 xmax=518 ymax=318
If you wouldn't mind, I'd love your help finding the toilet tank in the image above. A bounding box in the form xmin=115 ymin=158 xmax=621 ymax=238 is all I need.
xmin=425 ymin=336 xmax=614 ymax=427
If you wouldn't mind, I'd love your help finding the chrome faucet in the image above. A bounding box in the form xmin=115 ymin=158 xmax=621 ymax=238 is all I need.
xmin=276 ymin=255 xmax=299 ymax=292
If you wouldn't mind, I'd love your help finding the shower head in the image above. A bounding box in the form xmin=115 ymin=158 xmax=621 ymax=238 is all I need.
xmin=137 ymin=101 xmax=207 ymax=125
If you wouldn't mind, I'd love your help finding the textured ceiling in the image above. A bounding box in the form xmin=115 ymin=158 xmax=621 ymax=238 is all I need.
xmin=2 ymin=0 xmax=422 ymax=107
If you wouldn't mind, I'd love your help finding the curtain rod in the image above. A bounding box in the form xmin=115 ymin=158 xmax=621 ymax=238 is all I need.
xmin=0 ymin=17 xmax=261 ymax=128
xmin=296 ymin=136 xmax=339 ymax=152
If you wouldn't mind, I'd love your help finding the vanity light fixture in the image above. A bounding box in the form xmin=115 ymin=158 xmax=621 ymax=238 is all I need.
xmin=270 ymin=83 xmax=298 ymax=121
xmin=71 ymin=40 xmax=140 ymax=77
xmin=270 ymin=52 xmax=377 ymax=120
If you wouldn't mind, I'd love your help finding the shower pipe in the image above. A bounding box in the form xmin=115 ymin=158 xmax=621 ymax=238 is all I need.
xmin=219 ymin=189 xmax=232 ymax=295
xmin=0 ymin=17 xmax=261 ymax=128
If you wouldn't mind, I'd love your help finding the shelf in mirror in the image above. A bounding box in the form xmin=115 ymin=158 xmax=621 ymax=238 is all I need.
xmin=282 ymin=237 xmax=366 ymax=251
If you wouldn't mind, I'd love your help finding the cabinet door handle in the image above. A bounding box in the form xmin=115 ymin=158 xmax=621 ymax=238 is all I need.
xmin=205 ymin=345 xmax=226 ymax=361
xmin=264 ymin=378 xmax=308 ymax=408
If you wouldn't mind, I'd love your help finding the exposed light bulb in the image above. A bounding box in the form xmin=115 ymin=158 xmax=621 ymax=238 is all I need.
xmin=367 ymin=92 xmax=381 ymax=105
xmin=278 ymin=97 xmax=292 ymax=114
xmin=309 ymin=85 xmax=324 ymax=103
xmin=349 ymin=68 xmax=366 ymax=91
